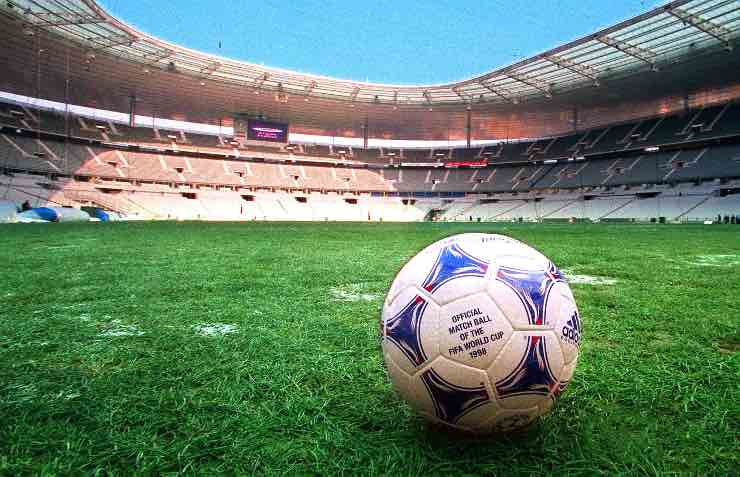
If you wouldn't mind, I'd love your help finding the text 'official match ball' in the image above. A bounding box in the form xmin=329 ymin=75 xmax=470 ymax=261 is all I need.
xmin=380 ymin=233 xmax=581 ymax=434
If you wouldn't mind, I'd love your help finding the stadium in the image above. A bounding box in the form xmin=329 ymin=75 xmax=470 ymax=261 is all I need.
xmin=0 ymin=0 xmax=738 ymax=474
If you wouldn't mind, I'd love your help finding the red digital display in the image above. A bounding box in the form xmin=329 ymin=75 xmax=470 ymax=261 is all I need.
xmin=445 ymin=160 xmax=487 ymax=168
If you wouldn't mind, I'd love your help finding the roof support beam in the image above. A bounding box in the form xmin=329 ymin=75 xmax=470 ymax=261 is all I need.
xmin=86 ymin=33 xmax=138 ymax=53
xmin=596 ymin=35 xmax=659 ymax=71
xmin=506 ymin=72 xmax=553 ymax=98
xmin=200 ymin=62 xmax=222 ymax=76
xmin=25 ymin=12 xmax=108 ymax=27
xmin=477 ymin=81 xmax=517 ymax=103
xmin=247 ymin=72 xmax=270 ymax=94
xmin=350 ymin=86 xmax=360 ymax=101
xmin=275 ymin=83 xmax=287 ymax=102
xmin=422 ymin=90 xmax=433 ymax=105
xmin=545 ymin=55 xmax=601 ymax=86
xmin=254 ymin=72 xmax=269 ymax=91
xmin=304 ymin=80 xmax=317 ymax=98
xmin=144 ymin=49 xmax=175 ymax=68
xmin=451 ymin=86 xmax=471 ymax=101
xmin=667 ymin=7 xmax=733 ymax=51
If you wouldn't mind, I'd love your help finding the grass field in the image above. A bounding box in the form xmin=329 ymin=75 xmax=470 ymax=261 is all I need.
xmin=0 ymin=222 xmax=738 ymax=475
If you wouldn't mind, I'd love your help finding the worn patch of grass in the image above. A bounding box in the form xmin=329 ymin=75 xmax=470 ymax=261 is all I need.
xmin=0 ymin=222 xmax=738 ymax=475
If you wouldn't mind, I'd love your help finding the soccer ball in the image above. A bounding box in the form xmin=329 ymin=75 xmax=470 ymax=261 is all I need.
xmin=381 ymin=233 xmax=581 ymax=434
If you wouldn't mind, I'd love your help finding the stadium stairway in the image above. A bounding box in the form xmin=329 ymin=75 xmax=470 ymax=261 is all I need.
xmin=489 ymin=201 xmax=529 ymax=220
xmin=439 ymin=201 xmax=477 ymax=221
xmin=675 ymin=195 xmax=714 ymax=221
xmin=63 ymin=189 xmax=156 ymax=218
xmin=598 ymin=197 xmax=638 ymax=220
xmin=538 ymin=198 xmax=581 ymax=219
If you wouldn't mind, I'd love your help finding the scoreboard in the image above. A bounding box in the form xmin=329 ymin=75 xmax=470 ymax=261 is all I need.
xmin=246 ymin=119 xmax=289 ymax=143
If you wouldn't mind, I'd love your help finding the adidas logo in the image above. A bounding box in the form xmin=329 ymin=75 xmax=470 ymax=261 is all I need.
xmin=566 ymin=312 xmax=581 ymax=333
xmin=561 ymin=311 xmax=581 ymax=346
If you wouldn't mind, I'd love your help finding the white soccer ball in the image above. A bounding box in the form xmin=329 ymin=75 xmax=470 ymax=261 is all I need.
xmin=381 ymin=233 xmax=581 ymax=434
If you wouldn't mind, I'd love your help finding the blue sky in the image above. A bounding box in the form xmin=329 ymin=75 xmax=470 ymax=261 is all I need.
xmin=99 ymin=0 xmax=664 ymax=85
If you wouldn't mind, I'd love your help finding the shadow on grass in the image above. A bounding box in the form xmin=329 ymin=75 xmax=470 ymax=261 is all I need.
xmin=404 ymin=413 xmax=584 ymax=474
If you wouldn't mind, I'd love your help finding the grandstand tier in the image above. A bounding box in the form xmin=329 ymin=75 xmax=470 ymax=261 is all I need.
xmin=2 ymin=92 xmax=740 ymax=222
xmin=1 ymin=0 xmax=739 ymax=222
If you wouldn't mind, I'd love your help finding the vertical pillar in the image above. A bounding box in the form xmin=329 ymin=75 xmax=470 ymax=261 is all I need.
xmin=362 ymin=117 xmax=369 ymax=150
xmin=129 ymin=94 xmax=137 ymax=128
xmin=572 ymin=107 xmax=579 ymax=132
xmin=466 ymin=107 xmax=472 ymax=148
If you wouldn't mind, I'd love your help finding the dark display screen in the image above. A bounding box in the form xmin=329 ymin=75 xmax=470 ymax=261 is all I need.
xmin=247 ymin=119 xmax=289 ymax=143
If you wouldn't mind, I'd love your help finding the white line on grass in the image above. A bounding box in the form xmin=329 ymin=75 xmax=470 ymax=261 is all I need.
xmin=193 ymin=323 xmax=238 ymax=336
xmin=561 ymin=269 xmax=617 ymax=286
xmin=99 ymin=319 xmax=144 ymax=337
xmin=329 ymin=284 xmax=379 ymax=302
xmin=689 ymin=254 xmax=740 ymax=267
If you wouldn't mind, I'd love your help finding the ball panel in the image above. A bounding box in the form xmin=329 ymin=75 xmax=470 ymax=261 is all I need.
xmin=384 ymin=352 xmax=411 ymax=389
xmin=413 ymin=357 xmax=495 ymax=428
xmin=495 ymin=252 xmax=550 ymax=274
xmin=488 ymin=331 xmax=565 ymax=410
xmin=384 ymin=354 xmax=436 ymax=416
xmin=480 ymin=235 xmax=552 ymax=267
xmin=475 ymin=406 xmax=541 ymax=434
xmin=560 ymin=357 xmax=578 ymax=383
xmin=431 ymin=276 xmax=488 ymax=307
xmin=388 ymin=235 xmax=494 ymax=307
xmin=385 ymin=240 xmax=445 ymax=307
xmin=560 ymin=282 xmax=577 ymax=304
xmin=443 ymin=233 xmax=515 ymax=265
xmin=475 ymin=233 xmax=526 ymax=248
xmin=553 ymin=357 xmax=578 ymax=398
xmin=466 ymin=233 xmax=546 ymax=266
xmin=487 ymin=280 xmax=532 ymax=330
xmin=438 ymin=292 xmax=513 ymax=370
xmin=382 ymin=286 xmax=440 ymax=374
xmin=487 ymin=259 xmax=566 ymax=329
xmin=538 ymin=396 xmax=555 ymax=415
xmin=419 ymin=239 xmax=491 ymax=306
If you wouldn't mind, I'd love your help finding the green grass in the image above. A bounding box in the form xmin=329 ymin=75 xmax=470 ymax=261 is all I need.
xmin=0 ymin=222 xmax=738 ymax=475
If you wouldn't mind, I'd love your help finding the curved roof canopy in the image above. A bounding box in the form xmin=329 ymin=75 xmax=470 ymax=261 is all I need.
xmin=2 ymin=0 xmax=739 ymax=108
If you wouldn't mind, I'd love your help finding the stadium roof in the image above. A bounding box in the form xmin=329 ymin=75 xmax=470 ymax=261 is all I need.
xmin=2 ymin=0 xmax=739 ymax=107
